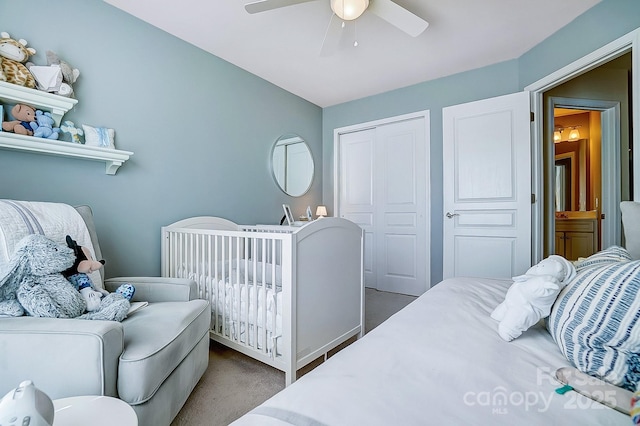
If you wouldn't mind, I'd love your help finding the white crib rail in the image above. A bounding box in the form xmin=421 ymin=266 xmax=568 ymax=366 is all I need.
xmin=162 ymin=217 xmax=364 ymax=386
xmin=162 ymin=226 xmax=291 ymax=360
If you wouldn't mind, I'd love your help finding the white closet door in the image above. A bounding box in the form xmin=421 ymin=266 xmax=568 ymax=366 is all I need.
xmin=338 ymin=128 xmax=377 ymax=288
xmin=442 ymin=91 xmax=531 ymax=280
xmin=338 ymin=116 xmax=428 ymax=296
xmin=375 ymin=119 xmax=427 ymax=295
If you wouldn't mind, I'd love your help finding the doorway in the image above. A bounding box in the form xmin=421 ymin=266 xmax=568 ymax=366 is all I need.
xmin=526 ymin=30 xmax=638 ymax=264
xmin=542 ymin=52 xmax=630 ymax=258
xmin=547 ymin=99 xmax=622 ymax=260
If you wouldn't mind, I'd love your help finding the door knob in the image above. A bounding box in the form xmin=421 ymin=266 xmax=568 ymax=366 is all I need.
xmin=446 ymin=212 xmax=459 ymax=219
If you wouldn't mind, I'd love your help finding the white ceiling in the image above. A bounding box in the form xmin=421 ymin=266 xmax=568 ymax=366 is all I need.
xmin=103 ymin=0 xmax=601 ymax=107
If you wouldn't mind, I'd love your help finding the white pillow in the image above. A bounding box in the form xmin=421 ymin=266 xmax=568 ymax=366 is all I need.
xmin=621 ymin=201 xmax=640 ymax=260
xmin=82 ymin=124 xmax=115 ymax=149
xmin=548 ymin=246 xmax=640 ymax=391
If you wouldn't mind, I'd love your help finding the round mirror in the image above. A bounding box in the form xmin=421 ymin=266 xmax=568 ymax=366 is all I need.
xmin=270 ymin=134 xmax=314 ymax=197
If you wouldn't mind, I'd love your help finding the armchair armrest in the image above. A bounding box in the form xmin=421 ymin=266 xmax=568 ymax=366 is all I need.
xmin=104 ymin=277 xmax=198 ymax=302
xmin=0 ymin=317 xmax=123 ymax=399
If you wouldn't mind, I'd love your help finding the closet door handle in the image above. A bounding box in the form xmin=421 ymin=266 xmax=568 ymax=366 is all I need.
xmin=446 ymin=212 xmax=459 ymax=219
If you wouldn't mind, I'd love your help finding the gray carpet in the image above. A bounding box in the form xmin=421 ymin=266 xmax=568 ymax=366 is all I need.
xmin=171 ymin=288 xmax=416 ymax=426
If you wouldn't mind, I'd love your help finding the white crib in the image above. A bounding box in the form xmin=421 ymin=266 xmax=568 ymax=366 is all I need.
xmin=161 ymin=216 xmax=364 ymax=385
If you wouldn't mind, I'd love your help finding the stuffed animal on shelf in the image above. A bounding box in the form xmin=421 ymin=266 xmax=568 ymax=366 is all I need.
xmin=60 ymin=120 xmax=84 ymax=143
xmin=30 ymin=110 xmax=61 ymax=140
xmin=0 ymin=234 xmax=86 ymax=318
xmin=0 ymin=32 xmax=36 ymax=88
xmin=491 ymin=255 xmax=576 ymax=342
xmin=45 ymin=51 xmax=79 ymax=98
xmin=63 ymin=235 xmax=135 ymax=313
xmin=2 ymin=103 xmax=36 ymax=136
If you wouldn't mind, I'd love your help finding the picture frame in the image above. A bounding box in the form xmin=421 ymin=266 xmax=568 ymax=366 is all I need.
xmin=282 ymin=204 xmax=294 ymax=226
xmin=305 ymin=205 xmax=312 ymax=221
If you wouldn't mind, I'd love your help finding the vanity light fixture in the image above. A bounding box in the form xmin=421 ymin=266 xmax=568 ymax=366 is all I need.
xmin=316 ymin=205 xmax=328 ymax=219
xmin=331 ymin=0 xmax=369 ymax=21
xmin=568 ymin=126 xmax=581 ymax=141
xmin=553 ymin=125 xmax=581 ymax=143
xmin=553 ymin=130 xmax=562 ymax=142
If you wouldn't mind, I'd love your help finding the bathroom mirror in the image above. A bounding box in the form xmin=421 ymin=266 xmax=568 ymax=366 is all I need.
xmin=554 ymin=139 xmax=587 ymax=211
xmin=270 ymin=134 xmax=314 ymax=197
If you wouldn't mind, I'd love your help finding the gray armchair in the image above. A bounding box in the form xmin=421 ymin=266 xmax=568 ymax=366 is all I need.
xmin=0 ymin=204 xmax=211 ymax=426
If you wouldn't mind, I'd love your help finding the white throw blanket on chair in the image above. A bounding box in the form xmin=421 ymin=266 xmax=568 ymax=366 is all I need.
xmin=0 ymin=200 xmax=102 ymax=288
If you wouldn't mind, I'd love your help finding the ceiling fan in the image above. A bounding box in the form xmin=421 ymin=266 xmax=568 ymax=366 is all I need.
xmin=244 ymin=0 xmax=429 ymax=55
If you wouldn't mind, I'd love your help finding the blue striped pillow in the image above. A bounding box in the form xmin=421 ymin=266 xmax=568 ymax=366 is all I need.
xmin=548 ymin=247 xmax=640 ymax=391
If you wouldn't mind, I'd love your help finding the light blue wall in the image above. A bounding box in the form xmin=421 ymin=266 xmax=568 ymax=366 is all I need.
xmin=4 ymin=0 xmax=639 ymax=285
xmin=322 ymin=0 xmax=640 ymax=287
xmin=519 ymin=0 xmax=640 ymax=88
xmin=0 ymin=0 xmax=322 ymax=277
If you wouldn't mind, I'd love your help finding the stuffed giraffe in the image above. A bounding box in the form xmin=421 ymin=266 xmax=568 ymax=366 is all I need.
xmin=0 ymin=32 xmax=36 ymax=88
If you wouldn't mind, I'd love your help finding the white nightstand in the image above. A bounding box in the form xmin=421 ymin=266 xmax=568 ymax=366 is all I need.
xmin=53 ymin=396 xmax=137 ymax=426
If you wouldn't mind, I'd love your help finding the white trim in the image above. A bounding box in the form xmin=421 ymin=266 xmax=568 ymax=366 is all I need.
xmin=525 ymin=28 xmax=639 ymax=262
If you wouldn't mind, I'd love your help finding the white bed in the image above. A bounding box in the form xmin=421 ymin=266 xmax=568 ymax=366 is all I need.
xmin=230 ymin=276 xmax=630 ymax=425
xmin=161 ymin=216 xmax=364 ymax=385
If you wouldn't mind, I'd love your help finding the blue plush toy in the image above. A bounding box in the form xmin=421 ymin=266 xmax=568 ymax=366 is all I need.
xmin=30 ymin=110 xmax=61 ymax=140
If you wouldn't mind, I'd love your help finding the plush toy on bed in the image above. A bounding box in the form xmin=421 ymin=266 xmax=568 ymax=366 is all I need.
xmin=63 ymin=235 xmax=135 ymax=313
xmin=491 ymin=255 xmax=576 ymax=342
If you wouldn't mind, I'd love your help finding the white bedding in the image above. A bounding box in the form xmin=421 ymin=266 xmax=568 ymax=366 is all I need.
xmin=211 ymin=279 xmax=282 ymax=352
xmin=231 ymin=277 xmax=628 ymax=425
xmin=179 ymin=265 xmax=283 ymax=352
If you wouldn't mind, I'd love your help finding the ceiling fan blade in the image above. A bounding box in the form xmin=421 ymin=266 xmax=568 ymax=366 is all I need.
xmin=320 ymin=14 xmax=345 ymax=57
xmin=368 ymin=0 xmax=429 ymax=37
xmin=245 ymin=0 xmax=317 ymax=14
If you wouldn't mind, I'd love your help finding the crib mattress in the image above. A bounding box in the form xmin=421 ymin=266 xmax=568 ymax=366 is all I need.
xmin=231 ymin=277 xmax=628 ymax=425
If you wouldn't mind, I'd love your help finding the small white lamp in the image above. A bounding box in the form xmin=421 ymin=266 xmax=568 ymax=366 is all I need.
xmin=315 ymin=205 xmax=328 ymax=219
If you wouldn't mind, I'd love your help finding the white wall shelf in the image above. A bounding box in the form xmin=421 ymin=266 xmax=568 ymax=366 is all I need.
xmin=0 ymin=81 xmax=133 ymax=174
xmin=0 ymin=81 xmax=77 ymax=127
xmin=0 ymin=132 xmax=133 ymax=175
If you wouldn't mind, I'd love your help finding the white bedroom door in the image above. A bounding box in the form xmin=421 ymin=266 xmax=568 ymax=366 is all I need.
xmin=337 ymin=115 xmax=429 ymax=296
xmin=442 ymin=91 xmax=531 ymax=280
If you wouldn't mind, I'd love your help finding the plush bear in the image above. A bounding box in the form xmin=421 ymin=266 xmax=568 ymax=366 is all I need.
xmin=0 ymin=32 xmax=36 ymax=88
xmin=45 ymin=51 xmax=79 ymax=98
xmin=2 ymin=103 xmax=36 ymax=136
xmin=491 ymin=255 xmax=576 ymax=342
xmin=63 ymin=235 xmax=135 ymax=313
xmin=30 ymin=110 xmax=61 ymax=140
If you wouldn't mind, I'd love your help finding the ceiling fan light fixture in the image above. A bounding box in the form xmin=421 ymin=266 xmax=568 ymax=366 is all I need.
xmin=331 ymin=0 xmax=369 ymax=21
